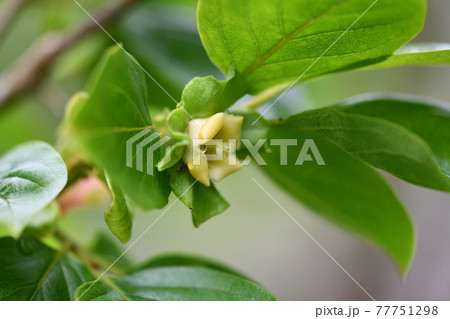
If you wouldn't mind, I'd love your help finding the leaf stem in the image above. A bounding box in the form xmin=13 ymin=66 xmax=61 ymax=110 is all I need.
xmin=53 ymin=229 xmax=126 ymax=277
xmin=240 ymin=82 xmax=290 ymax=110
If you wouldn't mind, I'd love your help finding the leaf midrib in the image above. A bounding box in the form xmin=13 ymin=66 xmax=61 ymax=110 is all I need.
xmin=0 ymin=193 xmax=12 ymax=211
xmin=242 ymin=0 xmax=351 ymax=77
xmin=287 ymin=125 xmax=438 ymax=169
xmin=126 ymin=286 xmax=270 ymax=301
xmin=29 ymin=243 xmax=70 ymax=300
xmin=70 ymin=125 xmax=154 ymax=139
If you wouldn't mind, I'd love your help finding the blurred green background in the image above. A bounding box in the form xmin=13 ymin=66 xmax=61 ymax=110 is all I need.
xmin=0 ymin=0 xmax=449 ymax=300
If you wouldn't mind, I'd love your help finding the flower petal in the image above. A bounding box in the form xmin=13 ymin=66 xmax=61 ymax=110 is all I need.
xmin=187 ymin=148 xmax=210 ymax=187
xmin=187 ymin=119 xmax=208 ymax=146
xmin=209 ymin=155 xmax=243 ymax=182
xmin=198 ymin=112 xmax=225 ymax=141
xmin=215 ymin=114 xmax=244 ymax=149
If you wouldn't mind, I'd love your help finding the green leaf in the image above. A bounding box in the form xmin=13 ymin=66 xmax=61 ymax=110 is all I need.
xmin=181 ymin=67 xmax=250 ymax=118
xmin=340 ymin=95 xmax=450 ymax=178
xmin=76 ymin=266 xmax=276 ymax=301
xmin=89 ymin=233 xmax=132 ymax=272
xmin=166 ymin=107 xmax=189 ymax=137
xmin=157 ymin=108 xmax=190 ymax=171
xmin=198 ymin=0 xmax=426 ymax=93
xmin=0 ymin=142 xmax=67 ymax=238
xmin=104 ymin=175 xmax=134 ymax=243
xmin=168 ymin=162 xmax=229 ymax=227
xmin=361 ymin=43 xmax=450 ymax=70
xmin=261 ymin=123 xmax=415 ymax=273
xmin=64 ymin=46 xmax=171 ymax=210
xmin=288 ymin=107 xmax=450 ymax=191
xmin=233 ymin=109 xmax=270 ymax=146
xmin=24 ymin=202 xmax=60 ymax=237
xmin=0 ymin=236 xmax=94 ymax=301
xmin=233 ymin=110 xmax=271 ymax=161
xmin=157 ymin=141 xmax=190 ymax=172
xmin=134 ymin=253 xmax=246 ymax=278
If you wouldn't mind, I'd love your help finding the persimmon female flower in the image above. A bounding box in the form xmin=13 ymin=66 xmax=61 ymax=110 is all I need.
xmin=183 ymin=112 xmax=244 ymax=187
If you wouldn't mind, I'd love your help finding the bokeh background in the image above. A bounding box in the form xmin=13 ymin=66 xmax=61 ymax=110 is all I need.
xmin=0 ymin=0 xmax=449 ymax=300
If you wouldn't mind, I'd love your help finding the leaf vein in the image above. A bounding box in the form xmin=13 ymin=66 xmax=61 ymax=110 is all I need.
xmin=246 ymin=2 xmax=260 ymax=57
xmin=243 ymin=0 xmax=353 ymax=76
xmin=29 ymin=244 xmax=70 ymax=300
xmin=218 ymin=0 xmax=234 ymax=64
xmin=260 ymin=40 xmax=390 ymax=67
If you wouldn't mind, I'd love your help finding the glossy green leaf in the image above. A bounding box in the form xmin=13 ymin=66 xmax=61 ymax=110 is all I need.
xmin=233 ymin=110 xmax=271 ymax=161
xmin=24 ymin=202 xmax=60 ymax=237
xmin=198 ymin=0 xmax=426 ymax=93
xmin=104 ymin=175 xmax=134 ymax=243
xmin=233 ymin=109 xmax=270 ymax=146
xmin=261 ymin=123 xmax=415 ymax=272
xmin=134 ymin=253 xmax=246 ymax=278
xmin=181 ymin=67 xmax=250 ymax=118
xmin=0 ymin=142 xmax=67 ymax=237
xmin=0 ymin=236 xmax=94 ymax=301
xmin=64 ymin=46 xmax=171 ymax=210
xmin=340 ymin=95 xmax=450 ymax=178
xmin=168 ymin=162 xmax=229 ymax=227
xmin=288 ymin=107 xmax=450 ymax=191
xmin=89 ymin=233 xmax=132 ymax=272
xmin=361 ymin=43 xmax=450 ymax=70
xmin=76 ymin=266 xmax=276 ymax=301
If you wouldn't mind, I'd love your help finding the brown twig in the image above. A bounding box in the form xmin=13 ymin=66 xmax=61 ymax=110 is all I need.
xmin=0 ymin=0 xmax=30 ymax=42
xmin=0 ymin=0 xmax=137 ymax=110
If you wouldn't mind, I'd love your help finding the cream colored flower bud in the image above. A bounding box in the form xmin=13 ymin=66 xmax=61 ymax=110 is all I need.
xmin=198 ymin=113 xmax=225 ymax=141
xmin=183 ymin=112 xmax=244 ymax=187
